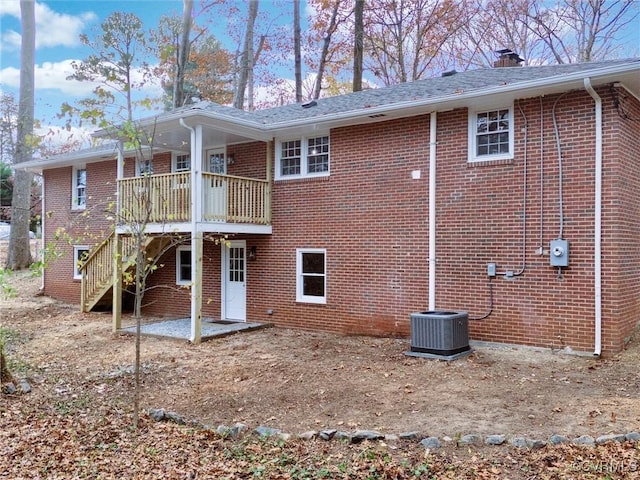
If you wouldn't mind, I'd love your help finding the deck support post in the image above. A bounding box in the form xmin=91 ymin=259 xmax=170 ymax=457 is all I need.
xmin=190 ymin=231 xmax=203 ymax=344
xmin=112 ymin=232 xmax=123 ymax=332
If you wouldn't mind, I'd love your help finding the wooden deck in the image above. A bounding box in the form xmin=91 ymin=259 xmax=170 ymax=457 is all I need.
xmin=117 ymin=172 xmax=271 ymax=225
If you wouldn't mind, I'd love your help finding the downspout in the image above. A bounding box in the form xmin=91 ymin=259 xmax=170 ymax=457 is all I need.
xmin=428 ymin=112 xmax=437 ymax=310
xmin=584 ymin=78 xmax=602 ymax=357
xmin=179 ymin=118 xmax=200 ymax=343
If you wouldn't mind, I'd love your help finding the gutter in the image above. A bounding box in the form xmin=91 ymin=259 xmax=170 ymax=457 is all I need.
xmin=583 ymin=78 xmax=602 ymax=357
xmin=428 ymin=112 xmax=437 ymax=310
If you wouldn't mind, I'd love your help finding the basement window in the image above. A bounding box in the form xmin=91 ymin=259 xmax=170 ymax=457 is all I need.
xmin=468 ymin=106 xmax=514 ymax=162
xmin=73 ymin=246 xmax=90 ymax=280
xmin=176 ymin=246 xmax=192 ymax=285
xmin=296 ymin=248 xmax=326 ymax=304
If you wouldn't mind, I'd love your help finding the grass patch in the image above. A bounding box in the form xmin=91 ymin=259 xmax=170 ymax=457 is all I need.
xmin=0 ymin=268 xmax=16 ymax=299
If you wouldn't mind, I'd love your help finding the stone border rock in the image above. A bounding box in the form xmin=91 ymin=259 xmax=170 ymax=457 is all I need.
xmin=1 ymin=378 xmax=31 ymax=395
xmin=146 ymin=408 xmax=640 ymax=450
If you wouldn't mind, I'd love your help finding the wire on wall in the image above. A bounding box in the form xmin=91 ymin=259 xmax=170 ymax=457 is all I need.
xmin=469 ymin=279 xmax=494 ymax=320
xmin=552 ymin=92 xmax=570 ymax=239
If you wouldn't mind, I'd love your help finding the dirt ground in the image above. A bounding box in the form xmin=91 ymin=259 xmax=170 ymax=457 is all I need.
xmin=2 ymin=255 xmax=639 ymax=443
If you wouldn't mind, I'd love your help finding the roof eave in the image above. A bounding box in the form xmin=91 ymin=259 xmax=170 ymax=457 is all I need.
xmin=268 ymin=61 xmax=640 ymax=134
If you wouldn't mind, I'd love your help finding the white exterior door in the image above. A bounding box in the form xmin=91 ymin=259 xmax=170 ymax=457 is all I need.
xmin=223 ymin=240 xmax=247 ymax=321
xmin=204 ymin=148 xmax=227 ymax=221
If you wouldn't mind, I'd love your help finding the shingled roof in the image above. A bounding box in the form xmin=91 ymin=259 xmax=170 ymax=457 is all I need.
xmin=190 ymin=58 xmax=640 ymax=126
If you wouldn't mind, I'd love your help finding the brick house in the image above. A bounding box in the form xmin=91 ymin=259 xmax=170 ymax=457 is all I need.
xmin=21 ymin=57 xmax=640 ymax=356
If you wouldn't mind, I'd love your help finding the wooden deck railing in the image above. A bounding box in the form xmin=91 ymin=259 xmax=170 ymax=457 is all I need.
xmin=202 ymin=173 xmax=271 ymax=224
xmin=117 ymin=172 xmax=270 ymax=225
xmin=79 ymin=233 xmax=137 ymax=312
xmin=118 ymin=172 xmax=191 ymax=224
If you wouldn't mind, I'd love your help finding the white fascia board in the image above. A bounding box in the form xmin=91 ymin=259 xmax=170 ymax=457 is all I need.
xmin=95 ymin=111 xmax=273 ymax=143
xmin=17 ymin=143 xmax=120 ymax=174
xmin=16 ymin=143 xmax=156 ymax=174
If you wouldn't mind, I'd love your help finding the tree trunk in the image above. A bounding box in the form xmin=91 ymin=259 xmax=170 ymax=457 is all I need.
xmin=6 ymin=0 xmax=35 ymax=270
xmin=1 ymin=347 xmax=14 ymax=384
xmin=352 ymin=0 xmax=364 ymax=92
xmin=313 ymin=1 xmax=341 ymax=100
xmin=233 ymin=0 xmax=259 ymax=110
xmin=174 ymin=0 xmax=194 ymax=108
xmin=294 ymin=0 xmax=302 ymax=102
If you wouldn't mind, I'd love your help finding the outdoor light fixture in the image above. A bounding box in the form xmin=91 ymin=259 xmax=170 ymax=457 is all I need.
xmin=227 ymin=154 xmax=235 ymax=165
xmin=249 ymin=246 xmax=257 ymax=261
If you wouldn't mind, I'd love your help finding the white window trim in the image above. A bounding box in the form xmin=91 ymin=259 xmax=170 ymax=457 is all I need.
xmin=296 ymin=248 xmax=327 ymax=304
xmin=172 ymin=152 xmax=191 ymax=172
xmin=176 ymin=246 xmax=192 ymax=285
xmin=467 ymin=105 xmax=514 ymax=163
xmin=71 ymin=166 xmax=86 ymax=210
xmin=275 ymin=134 xmax=330 ymax=180
xmin=73 ymin=245 xmax=90 ymax=280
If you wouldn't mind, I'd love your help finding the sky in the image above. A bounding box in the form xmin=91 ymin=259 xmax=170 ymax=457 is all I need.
xmin=1 ymin=0 xmax=639 ymax=144
xmin=0 ymin=0 xmax=297 ymax=142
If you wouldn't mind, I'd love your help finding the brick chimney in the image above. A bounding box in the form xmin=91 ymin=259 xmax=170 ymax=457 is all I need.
xmin=494 ymin=49 xmax=524 ymax=67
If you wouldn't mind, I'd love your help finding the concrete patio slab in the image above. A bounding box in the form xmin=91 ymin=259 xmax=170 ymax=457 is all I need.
xmin=119 ymin=318 xmax=270 ymax=342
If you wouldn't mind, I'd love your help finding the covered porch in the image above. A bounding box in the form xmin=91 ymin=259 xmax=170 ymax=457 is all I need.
xmin=88 ymin=109 xmax=277 ymax=344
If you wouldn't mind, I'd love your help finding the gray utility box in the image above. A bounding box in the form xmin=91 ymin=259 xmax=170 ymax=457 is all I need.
xmin=410 ymin=311 xmax=470 ymax=356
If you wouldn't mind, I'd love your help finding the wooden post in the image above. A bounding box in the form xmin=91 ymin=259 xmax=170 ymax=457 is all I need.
xmin=190 ymin=231 xmax=203 ymax=344
xmin=112 ymin=232 xmax=123 ymax=332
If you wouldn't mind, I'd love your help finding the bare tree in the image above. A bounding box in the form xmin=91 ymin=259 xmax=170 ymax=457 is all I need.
xmin=6 ymin=0 xmax=35 ymax=270
xmin=364 ymin=0 xmax=467 ymax=85
xmin=527 ymin=0 xmax=638 ymax=63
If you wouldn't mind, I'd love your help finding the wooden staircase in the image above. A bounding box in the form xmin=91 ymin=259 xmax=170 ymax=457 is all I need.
xmin=80 ymin=233 xmax=162 ymax=312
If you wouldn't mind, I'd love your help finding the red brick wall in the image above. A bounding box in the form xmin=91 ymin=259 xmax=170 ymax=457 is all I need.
xmin=43 ymin=160 xmax=117 ymax=303
xmin=241 ymin=88 xmax=640 ymax=354
xmin=606 ymin=86 xmax=640 ymax=352
xmin=41 ymin=86 xmax=640 ymax=355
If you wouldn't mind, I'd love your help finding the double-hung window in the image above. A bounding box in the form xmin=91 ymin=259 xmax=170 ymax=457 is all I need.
xmin=136 ymin=158 xmax=154 ymax=176
xmin=176 ymin=246 xmax=192 ymax=285
xmin=468 ymin=106 xmax=514 ymax=162
xmin=172 ymin=153 xmax=191 ymax=188
xmin=173 ymin=153 xmax=190 ymax=172
xmin=72 ymin=167 xmax=86 ymax=210
xmin=276 ymin=135 xmax=330 ymax=179
xmin=296 ymin=248 xmax=326 ymax=304
xmin=73 ymin=246 xmax=90 ymax=280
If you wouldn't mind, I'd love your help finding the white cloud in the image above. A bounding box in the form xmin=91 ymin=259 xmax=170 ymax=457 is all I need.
xmin=1 ymin=0 xmax=97 ymax=50
xmin=0 ymin=59 xmax=96 ymax=95
xmin=36 ymin=124 xmax=95 ymax=153
xmin=1 ymin=59 xmax=162 ymax=98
